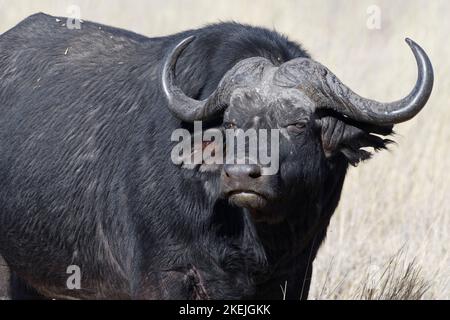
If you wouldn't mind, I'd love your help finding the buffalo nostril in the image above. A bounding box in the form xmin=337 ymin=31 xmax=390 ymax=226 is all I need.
xmin=224 ymin=164 xmax=262 ymax=179
xmin=248 ymin=165 xmax=262 ymax=178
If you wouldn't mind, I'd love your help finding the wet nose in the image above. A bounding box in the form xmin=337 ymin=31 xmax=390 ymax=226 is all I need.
xmin=224 ymin=164 xmax=262 ymax=179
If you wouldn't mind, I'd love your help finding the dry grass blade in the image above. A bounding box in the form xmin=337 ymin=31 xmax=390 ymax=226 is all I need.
xmin=355 ymin=256 xmax=430 ymax=300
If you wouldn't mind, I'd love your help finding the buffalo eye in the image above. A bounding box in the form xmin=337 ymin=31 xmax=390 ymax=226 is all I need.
xmin=286 ymin=121 xmax=308 ymax=135
xmin=223 ymin=122 xmax=237 ymax=130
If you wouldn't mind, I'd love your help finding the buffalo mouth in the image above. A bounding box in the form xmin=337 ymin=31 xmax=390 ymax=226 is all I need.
xmin=227 ymin=190 xmax=269 ymax=211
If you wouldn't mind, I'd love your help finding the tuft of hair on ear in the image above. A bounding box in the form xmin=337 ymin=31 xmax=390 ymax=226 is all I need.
xmin=340 ymin=131 xmax=395 ymax=166
xmin=318 ymin=114 xmax=395 ymax=167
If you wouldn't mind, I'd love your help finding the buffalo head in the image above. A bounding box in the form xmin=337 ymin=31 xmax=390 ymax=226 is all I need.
xmin=163 ymin=36 xmax=433 ymax=223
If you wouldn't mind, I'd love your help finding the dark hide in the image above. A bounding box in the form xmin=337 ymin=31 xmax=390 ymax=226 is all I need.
xmin=0 ymin=13 xmax=392 ymax=299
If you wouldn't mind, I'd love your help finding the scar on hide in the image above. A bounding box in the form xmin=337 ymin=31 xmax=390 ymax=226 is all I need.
xmin=184 ymin=265 xmax=210 ymax=300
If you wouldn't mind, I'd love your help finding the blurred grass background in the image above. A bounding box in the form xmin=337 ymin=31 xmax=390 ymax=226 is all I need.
xmin=0 ymin=0 xmax=448 ymax=299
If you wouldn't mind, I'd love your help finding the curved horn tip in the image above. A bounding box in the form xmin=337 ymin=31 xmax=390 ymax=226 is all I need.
xmin=313 ymin=37 xmax=434 ymax=125
xmin=404 ymin=37 xmax=424 ymax=52
xmin=176 ymin=36 xmax=197 ymax=50
xmin=404 ymin=38 xmax=432 ymax=65
xmin=405 ymin=37 xmax=414 ymax=46
xmin=166 ymin=36 xmax=197 ymax=65
xmin=162 ymin=35 xmax=222 ymax=122
xmin=166 ymin=36 xmax=197 ymax=68
xmin=404 ymin=38 xmax=423 ymax=56
xmin=404 ymin=36 xmax=434 ymax=86
xmin=162 ymin=36 xmax=197 ymax=102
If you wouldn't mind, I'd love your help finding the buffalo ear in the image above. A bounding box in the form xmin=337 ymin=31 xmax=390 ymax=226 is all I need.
xmin=317 ymin=116 xmax=394 ymax=166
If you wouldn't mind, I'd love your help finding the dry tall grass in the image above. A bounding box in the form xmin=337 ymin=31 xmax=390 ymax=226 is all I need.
xmin=317 ymin=250 xmax=432 ymax=300
xmin=0 ymin=0 xmax=448 ymax=299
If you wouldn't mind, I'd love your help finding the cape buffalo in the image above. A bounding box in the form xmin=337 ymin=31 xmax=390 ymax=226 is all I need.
xmin=0 ymin=13 xmax=433 ymax=299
